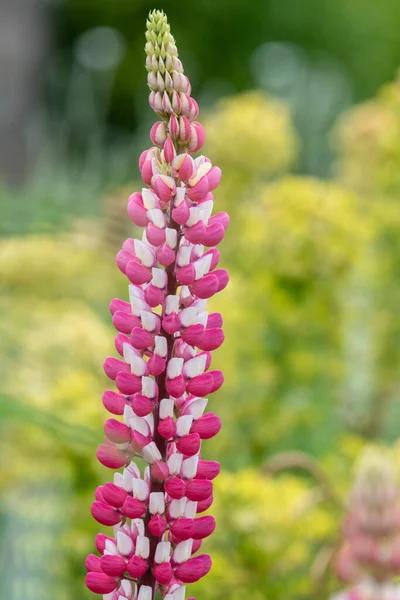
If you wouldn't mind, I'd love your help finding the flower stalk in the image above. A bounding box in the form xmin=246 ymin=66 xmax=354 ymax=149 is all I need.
xmin=85 ymin=10 xmax=229 ymax=600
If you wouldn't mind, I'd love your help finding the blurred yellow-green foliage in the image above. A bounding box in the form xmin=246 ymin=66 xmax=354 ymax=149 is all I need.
xmin=2 ymin=77 xmax=400 ymax=600
xmin=336 ymin=75 xmax=400 ymax=196
xmin=203 ymin=91 xmax=297 ymax=177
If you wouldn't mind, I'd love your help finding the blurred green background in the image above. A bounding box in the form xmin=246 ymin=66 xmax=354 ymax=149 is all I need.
xmin=2 ymin=0 xmax=400 ymax=598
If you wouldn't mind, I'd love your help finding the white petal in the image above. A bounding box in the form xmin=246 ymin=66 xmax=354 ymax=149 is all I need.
xmin=129 ymin=416 xmax=149 ymax=436
xmin=132 ymin=479 xmax=150 ymax=501
xmin=165 ymin=294 xmax=180 ymax=315
xmin=169 ymin=498 xmax=186 ymax=519
xmin=147 ymin=208 xmax=166 ymax=228
xmin=117 ymin=531 xmax=134 ymax=556
xmin=135 ymin=536 xmax=150 ymax=559
xmin=134 ymin=239 xmax=154 ymax=267
xmin=177 ymin=245 xmax=192 ymax=267
xmin=123 ymin=342 xmax=137 ymax=364
xmin=142 ymin=188 xmax=157 ymax=209
xmin=176 ymin=415 xmax=194 ymax=437
xmin=154 ymin=335 xmax=167 ymax=357
xmin=182 ymin=455 xmax=199 ymax=479
xmin=130 ymin=294 xmax=148 ymax=317
xmin=193 ymin=244 xmax=204 ymax=258
xmin=186 ymin=206 xmax=200 ymax=227
xmin=175 ymin=186 xmax=186 ymax=206
xmin=194 ymin=298 xmax=207 ymax=313
xmin=137 ymin=586 xmax=152 ymax=600
xmin=179 ymin=286 xmax=192 ymax=305
xmin=128 ymin=284 xmax=144 ymax=300
xmin=160 ymin=398 xmax=174 ymax=419
xmin=104 ymin=539 xmax=118 ymax=555
xmin=189 ymin=161 xmax=211 ymax=185
xmin=184 ymin=397 xmax=208 ymax=419
xmin=141 ymin=310 xmax=158 ymax=332
xmin=166 ymin=228 xmax=178 ymax=248
xmin=120 ymin=580 xmax=133 ymax=596
xmin=167 ymin=452 xmax=183 ymax=475
xmin=122 ymin=468 xmax=134 ymax=493
xmin=144 ymin=413 xmax=154 ymax=433
xmin=131 ymin=518 xmax=145 ymax=537
xmin=194 ymin=155 xmax=206 ymax=167
xmin=196 ymin=310 xmax=209 ymax=327
xmin=152 ymin=267 xmax=168 ymax=289
xmin=142 ymin=376 xmax=156 ymax=398
xmin=179 ymin=307 xmax=197 ymax=327
xmin=173 ymin=540 xmax=192 ymax=563
xmin=194 ymin=253 xmax=212 ymax=280
xmin=149 ymin=492 xmax=165 ymax=515
xmin=184 ymin=500 xmax=197 ymax=519
xmin=172 ymin=586 xmax=187 ymax=600
xmin=199 ymin=199 xmax=214 ymax=222
xmin=183 ymin=354 xmax=207 ymax=379
xmin=167 ymin=357 xmax=184 ymax=379
xmin=130 ymin=354 xmax=147 ymax=377
xmin=123 ymin=405 xmax=135 ymax=424
xmin=155 ymin=541 xmax=171 ymax=564
xmin=114 ymin=472 xmax=124 ymax=487
xmin=126 ymin=461 xmax=141 ymax=478
xmin=142 ymin=442 xmax=162 ymax=464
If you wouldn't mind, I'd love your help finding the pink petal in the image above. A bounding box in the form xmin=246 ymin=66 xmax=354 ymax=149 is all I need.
xmin=186 ymin=479 xmax=213 ymax=502
xmin=190 ymin=413 xmax=221 ymax=440
xmin=122 ymin=496 xmax=145 ymax=519
xmin=132 ymin=393 xmax=154 ymax=417
xmin=115 ymin=371 xmax=142 ymax=395
xmin=172 ymin=200 xmax=190 ymax=224
xmin=104 ymin=418 xmax=132 ymax=445
xmin=190 ymin=273 xmax=219 ymax=299
xmin=202 ymin=222 xmax=225 ymax=246
xmin=86 ymin=572 xmax=117 ymax=594
xmin=102 ymin=482 xmax=128 ymax=508
xmin=85 ymin=554 xmax=102 ymax=573
xmin=146 ymin=222 xmax=166 ymax=246
xmin=126 ymin=260 xmax=152 ymax=285
xmin=96 ymin=444 xmax=127 ymax=469
xmin=91 ymin=501 xmax=121 ymax=526
xmin=100 ymin=554 xmax=127 ymax=577
xmin=102 ymin=390 xmax=128 ymax=416
xmin=165 ymin=476 xmax=186 ymax=499
xmin=103 ymin=357 xmax=130 ymax=380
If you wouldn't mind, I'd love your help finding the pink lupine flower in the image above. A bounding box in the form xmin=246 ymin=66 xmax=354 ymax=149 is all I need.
xmin=332 ymin=449 xmax=400 ymax=600
xmin=85 ymin=10 xmax=229 ymax=600
xmin=331 ymin=581 xmax=400 ymax=600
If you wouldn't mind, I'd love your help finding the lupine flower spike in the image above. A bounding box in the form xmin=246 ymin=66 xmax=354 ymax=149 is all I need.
xmin=332 ymin=448 xmax=400 ymax=600
xmin=85 ymin=10 xmax=229 ymax=600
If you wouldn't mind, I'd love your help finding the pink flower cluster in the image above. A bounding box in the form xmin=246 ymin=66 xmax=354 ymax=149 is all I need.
xmin=332 ymin=581 xmax=400 ymax=600
xmin=85 ymin=10 xmax=229 ymax=600
xmin=335 ymin=458 xmax=400 ymax=584
xmin=332 ymin=450 xmax=400 ymax=600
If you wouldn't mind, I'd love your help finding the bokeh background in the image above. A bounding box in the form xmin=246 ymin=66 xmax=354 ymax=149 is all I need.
xmin=2 ymin=0 xmax=400 ymax=598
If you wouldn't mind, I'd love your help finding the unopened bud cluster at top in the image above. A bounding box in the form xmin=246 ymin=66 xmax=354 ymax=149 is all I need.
xmin=145 ymin=11 xmax=203 ymax=154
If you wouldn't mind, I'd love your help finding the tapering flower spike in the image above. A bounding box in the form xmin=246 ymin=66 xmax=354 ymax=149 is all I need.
xmin=332 ymin=448 xmax=400 ymax=600
xmin=86 ymin=10 xmax=228 ymax=600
